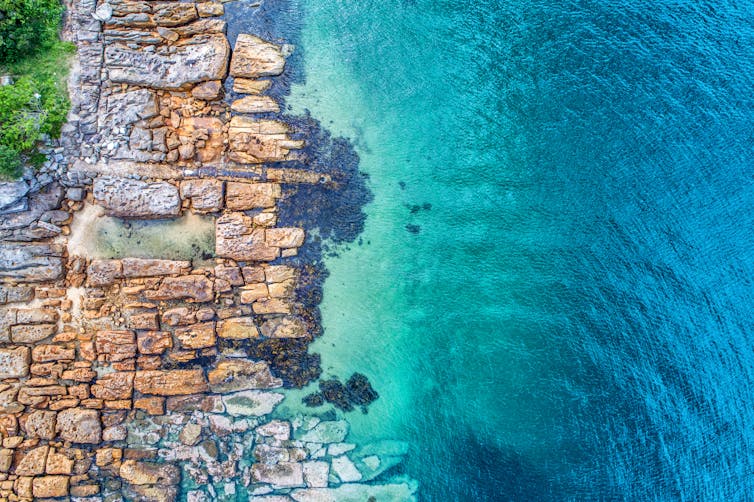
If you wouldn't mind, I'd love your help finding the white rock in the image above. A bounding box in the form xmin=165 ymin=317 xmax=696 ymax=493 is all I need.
xmin=222 ymin=390 xmax=284 ymax=417
xmin=331 ymin=456 xmax=361 ymax=483
xmin=302 ymin=461 xmax=329 ymax=488
xmin=92 ymin=2 xmax=113 ymax=21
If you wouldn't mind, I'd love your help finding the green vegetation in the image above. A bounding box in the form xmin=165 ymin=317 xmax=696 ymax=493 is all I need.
xmin=0 ymin=0 xmax=73 ymax=179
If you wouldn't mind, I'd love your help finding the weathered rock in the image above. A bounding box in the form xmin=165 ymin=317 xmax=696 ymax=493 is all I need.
xmin=302 ymin=461 xmax=329 ymax=488
xmin=215 ymin=212 xmax=279 ymax=262
xmin=16 ymin=445 xmax=48 ymax=475
xmin=226 ymin=182 xmax=280 ymax=210
xmin=134 ymin=370 xmax=208 ymax=395
xmin=120 ymin=459 xmax=180 ymax=485
xmin=129 ymin=312 xmax=159 ymax=330
xmin=214 ymin=265 xmax=244 ymax=286
xmin=123 ymin=484 xmax=179 ymax=502
xmin=93 ymin=177 xmax=181 ymax=219
xmin=260 ymin=317 xmax=307 ymax=339
xmin=176 ymin=116 xmax=225 ymax=162
xmin=240 ymin=283 xmax=268 ymax=304
xmin=228 ymin=117 xmax=304 ymax=164
xmin=32 ymin=344 xmax=75 ymax=362
xmin=87 ymin=259 xmax=122 ymax=286
xmin=56 ymin=409 xmax=102 ymax=444
xmin=179 ymin=423 xmax=202 ymax=446
xmin=105 ymin=34 xmax=230 ymax=89
xmin=32 ymin=475 xmax=69 ymax=498
xmin=175 ymin=321 xmax=216 ymax=349
xmin=11 ymin=324 xmax=56 ymax=343
xmin=95 ymin=330 xmax=137 ymax=362
xmin=122 ymin=258 xmax=191 ymax=277
xmin=92 ymin=372 xmax=134 ymax=400
xmin=21 ymin=410 xmax=56 ymax=440
xmin=222 ymin=390 xmax=284 ymax=416
xmin=230 ymin=34 xmax=286 ymax=78
xmin=297 ymin=420 xmax=349 ymax=443
xmin=0 ymin=243 xmax=64 ymax=282
xmin=152 ymin=2 xmax=197 ymax=26
xmin=146 ymin=275 xmax=214 ymax=302
xmin=180 ymin=179 xmax=224 ymax=213
xmin=251 ymin=462 xmax=304 ymax=489
xmin=266 ymin=227 xmax=305 ymax=248
xmin=216 ymin=316 xmax=259 ymax=340
xmin=0 ymin=347 xmax=29 ymax=378
xmin=196 ymin=1 xmax=223 ymax=17
xmin=0 ymin=181 xmax=29 ymax=213
xmin=191 ymin=80 xmax=223 ymax=100
xmin=233 ymin=78 xmax=272 ymax=95
xmin=162 ymin=307 xmax=196 ymax=326
xmin=231 ymin=95 xmax=280 ymax=114
xmin=103 ymin=89 xmax=158 ymax=128
xmin=45 ymin=449 xmax=74 ymax=475
xmin=208 ymin=359 xmax=282 ymax=393
xmin=257 ymin=420 xmax=290 ymax=440
xmin=137 ymin=331 xmax=172 ymax=355
xmin=331 ymin=455 xmax=362 ymax=482
xmin=290 ymin=483 xmax=418 ymax=502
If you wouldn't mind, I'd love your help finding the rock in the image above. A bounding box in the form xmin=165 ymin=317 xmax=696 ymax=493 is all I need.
xmin=16 ymin=445 xmax=49 ymax=475
xmin=226 ymin=182 xmax=280 ymax=210
xmin=93 ymin=2 xmax=113 ymax=21
xmin=180 ymin=179 xmax=224 ymax=212
xmin=162 ymin=307 xmax=196 ymax=326
xmin=251 ymin=462 xmax=304 ymax=489
xmin=103 ymin=424 xmax=127 ymax=441
xmin=134 ymin=370 xmax=209 ymax=395
xmin=290 ymin=483 xmax=418 ymax=502
xmin=231 ymin=95 xmax=280 ymax=114
xmin=266 ymin=227 xmax=305 ymax=248
xmin=129 ymin=312 xmax=159 ymax=330
xmin=222 ymin=390 xmax=284 ymax=416
xmin=215 ymin=212 xmax=279 ymax=262
xmin=196 ymin=1 xmax=223 ymax=17
xmin=214 ymin=265 xmax=244 ymax=286
xmin=123 ymin=484 xmax=178 ymax=502
xmin=137 ymin=331 xmax=173 ymax=355
xmin=105 ymin=34 xmax=230 ymax=89
xmin=252 ymin=298 xmax=293 ymax=315
xmin=122 ymin=258 xmax=191 ymax=277
xmin=256 ymin=420 xmax=290 ymax=440
xmin=0 ymin=243 xmax=64 ymax=282
xmin=239 ymin=283 xmax=268 ymax=304
xmin=179 ymin=423 xmax=202 ymax=446
xmin=146 ymin=275 xmax=214 ymax=302
xmin=227 ymin=117 xmax=304 ymax=164
xmin=32 ymin=344 xmax=75 ymax=362
xmin=346 ymin=373 xmax=379 ymax=407
xmin=302 ymin=461 xmax=329 ymax=488
xmin=95 ymin=330 xmax=137 ymax=362
xmin=0 ymin=347 xmax=29 ymax=378
xmin=157 ymin=26 xmax=180 ymax=42
xmin=331 ymin=455 xmax=362 ymax=482
xmin=104 ymin=89 xmax=158 ymax=128
xmin=120 ymin=459 xmax=180 ymax=485
xmin=216 ymin=316 xmax=259 ymax=340
xmin=175 ymin=321 xmax=216 ymax=349
xmin=152 ymin=2 xmax=197 ymax=26
xmin=87 ymin=259 xmax=122 ymax=286
xmin=93 ymin=177 xmax=181 ymax=219
xmin=297 ymin=420 xmax=348 ymax=444
xmin=45 ymin=449 xmax=74 ymax=474
xmin=92 ymin=372 xmax=134 ymax=400
xmin=177 ymin=116 xmax=225 ymax=162
xmin=11 ymin=324 xmax=56 ymax=343
xmin=208 ymin=359 xmax=282 ymax=393
xmin=0 ymin=181 xmax=29 ymax=212
xmin=233 ymin=78 xmax=272 ymax=95
xmin=260 ymin=317 xmax=307 ymax=339
xmin=134 ymin=397 xmax=165 ymax=415
xmin=56 ymin=408 xmax=101 ymax=444
xmin=191 ymin=79 xmax=223 ymax=101
xmin=32 ymin=475 xmax=69 ymax=498
xmin=230 ymin=34 xmax=287 ymax=78
xmin=21 ymin=410 xmax=56 ymax=440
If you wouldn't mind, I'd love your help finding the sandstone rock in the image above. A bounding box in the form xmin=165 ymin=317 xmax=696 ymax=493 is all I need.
xmin=56 ymin=409 xmax=102 ymax=444
xmin=124 ymin=484 xmax=179 ymax=502
xmin=214 ymin=265 xmax=243 ymax=286
xmin=152 ymin=2 xmax=197 ymax=26
xmin=0 ymin=347 xmax=29 ymax=378
xmin=196 ymin=1 xmax=223 ymax=17
xmin=32 ymin=475 xmax=69 ymax=498
xmin=177 ymin=116 xmax=225 ymax=162
xmin=242 ymin=266 xmax=266 ymax=283
xmin=260 ymin=317 xmax=307 ymax=339
xmin=16 ymin=445 xmax=48 ymax=475
xmin=228 ymin=117 xmax=304 ymax=164
xmin=0 ymin=243 xmax=63 ymax=282
xmin=172 ymin=18 xmax=225 ymax=37
xmin=302 ymin=461 xmax=329 ymax=488
xmin=93 ymin=177 xmax=181 ymax=219
xmin=215 ymin=212 xmax=279 ymax=262
xmin=120 ymin=459 xmax=180 ymax=485
xmin=230 ymin=34 xmax=286 ymax=78
xmin=32 ymin=345 xmax=75 ymax=362
xmin=252 ymin=298 xmax=292 ymax=315
xmin=105 ymin=34 xmax=229 ymax=89
xmin=266 ymin=227 xmax=305 ymax=248
xmin=129 ymin=312 xmax=159 ymax=330
xmin=157 ymin=26 xmax=179 ymax=42
xmin=191 ymin=80 xmax=223 ymax=100
xmin=137 ymin=331 xmax=172 ymax=355
xmin=233 ymin=78 xmax=272 ymax=95
xmin=208 ymin=359 xmax=282 ymax=393
xmin=21 ymin=410 xmax=56 ymax=440
xmin=180 ymin=179 xmax=224 ymax=213
xmin=226 ymin=182 xmax=280 ymax=210
xmin=251 ymin=462 xmax=304 ymax=489
xmin=297 ymin=420 xmax=348 ymax=444
xmin=95 ymin=330 xmax=137 ymax=362
xmin=122 ymin=258 xmax=190 ymax=277
xmin=11 ymin=324 xmax=56 ymax=343
xmin=92 ymin=2 xmax=113 ymax=21
xmin=134 ymin=370 xmax=208 ymax=396
xmin=162 ymin=307 xmax=196 ymax=326
xmin=46 ymin=449 xmax=74 ymax=474
xmin=92 ymin=372 xmax=134 ymax=400
xmin=222 ymin=390 xmax=284 ymax=416
xmin=134 ymin=396 xmax=165 ymax=415
xmin=175 ymin=321 xmax=216 ymax=349
xmin=231 ymin=95 xmax=280 ymax=114
xmin=145 ymin=275 xmax=214 ymax=302
xmin=290 ymin=483 xmax=418 ymax=502
xmin=87 ymin=259 xmax=123 ymax=286
xmin=216 ymin=317 xmax=259 ymax=340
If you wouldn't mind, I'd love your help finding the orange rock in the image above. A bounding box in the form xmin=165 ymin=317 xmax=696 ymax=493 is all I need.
xmin=15 ymin=445 xmax=49 ymax=475
xmin=55 ymin=408 xmax=101 ymax=444
xmin=225 ymin=182 xmax=281 ymax=210
xmin=136 ymin=331 xmax=173 ymax=355
xmin=134 ymin=370 xmax=208 ymax=396
xmin=145 ymin=275 xmax=214 ymax=303
xmin=95 ymin=330 xmax=136 ymax=362
xmin=121 ymin=258 xmax=191 ymax=278
xmin=128 ymin=312 xmax=160 ymax=330
xmin=119 ymin=459 xmax=181 ymax=485
xmin=32 ymin=475 xmax=69 ymax=498
xmin=133 ymin=397 xmax=165 ymax=415
xmin=46 ymin=449 xmax=74 ymax=475
xmin=92 ymin=372 xmax=134 ymax=400
xmin=217 ymin=317 xmax=259 ymax=340
xmin=175 ymin=322 xmax=216 ymax=349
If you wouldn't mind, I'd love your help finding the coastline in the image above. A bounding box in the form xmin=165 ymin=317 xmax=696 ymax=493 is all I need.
xmin=0 ymin=0 xmax=417 ymax=500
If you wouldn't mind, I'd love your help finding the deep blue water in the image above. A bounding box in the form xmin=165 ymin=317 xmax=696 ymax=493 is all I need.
xmin=281 ymin=0 xmax=754 ymax=499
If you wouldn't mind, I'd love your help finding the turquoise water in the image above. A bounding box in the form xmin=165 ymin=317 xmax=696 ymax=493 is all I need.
xmin=282 ymin=0 xmax=754 ymax=499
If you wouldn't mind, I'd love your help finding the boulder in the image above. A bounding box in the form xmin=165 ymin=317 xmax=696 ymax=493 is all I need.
xmin=10 ymin=324 xmax=56 ymax=343
xmin=0 ymin=181 xmax=29 ymax=213
xmin=227 ymin=117 xmax=304 ymax=164
xmin=191 ymin=80 xmax=223 ymax=101
xmin=215 ymin=212 xmax=279 ymax=262
xmin=0 ymin=347 xmax=29 ymax=378
xmin=175 ymin=321 xmax=216 ymax=349
xmin=207 ymin=359 xmax=282 ymax=393
xmin=0 ymin=243 xmax=64 ymax=282
xmin=216 ymin=316 xmax=259 ymax=340
xmin=266 ymin=227 xmax=305 ymax=248
xmin=180 ymin=179 xmax=224 ymax=213
xmin=91 ymin=372 xmax=134 ymax=400
xmin=32 ymin=476 xmax=69 ymax=498
xmin=120 ymin=459 xmax=180 ymax=485
xmin=16 ymin=446 xmax=48 ymax=475
xmin=225 ymin=182 xmax=280 ymax=210
xmin=231 ymin=95 xmax=280 ymax=114
xmin=103 ymin=89 xmax=158 ymax=128
xmin=176 ymin=117 xmax=225 ymax=162
xmin=56 ymin=409 xmax=101 ymax=444
xmin=87 ymin=259 xmax=123 ymax=286
xmin=122 ymin=258 xmax=191 ymax=277
xmin=230 ymin=34 xmax=286 ymax=78
xmin=221 ymin=390 xmax=284 ymax=416
xmin=95 ymin=330 xmax=137 ymax=362
xmin=146 ymin=275 xmax=214 ymax=302
xmin=233 ymin=78 xmax=272 ymax=95
xmin=21 ymin=410 xmax=56 ymax=440
xmin=251 ymin=462 xmax=304 ymax=489
xmin=152 ymin=2 xmax=197 ymax=26
xmin=331 ymin=455 xmax=361 ymax=482
xmin=93 ymin=177 xmax=181 ymax=219
xmin=196 ymin=1 xmax=223 ymax=17
xmin=105 ymin=34 xmax=230 ymax=89
xmin=134 ymin=370 xmax=209 ymax=395
xmin=256 ymin=420 xmax=290 ymax=440
xmin=137 ymin=331 xmax=173 ymax=355
xmin=260 ymin=317 xmax=307 ymax=339
xmin=302 ymin=461 xmax=329 ymax=488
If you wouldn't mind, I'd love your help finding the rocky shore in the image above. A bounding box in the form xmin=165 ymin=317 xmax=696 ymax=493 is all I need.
xmin=0 ymin=0 xmax=416 ymax=500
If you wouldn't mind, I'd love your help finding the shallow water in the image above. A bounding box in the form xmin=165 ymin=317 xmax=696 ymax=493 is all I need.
xmin=280 ymin=0 xmax=754 ymax=499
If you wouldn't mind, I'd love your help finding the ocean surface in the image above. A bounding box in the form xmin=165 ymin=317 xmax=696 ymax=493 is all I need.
xmin=277 ymin=0 xmax=754 ymax=499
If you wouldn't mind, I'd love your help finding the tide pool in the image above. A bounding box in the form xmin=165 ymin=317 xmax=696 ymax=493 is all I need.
xmin=279 ymin=0 xmax=754 ymax=499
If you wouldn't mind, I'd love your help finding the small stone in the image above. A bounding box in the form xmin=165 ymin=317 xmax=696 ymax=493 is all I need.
xmin=0 ymin=347 xmax=29 ymax=378
xmin=56 ymin=408 xmax=101 ymax=444
xmin=32 ymin=475 xmax=69 ymax=498
xmin=179 ymin=423 xmax=202 ymax=446
xmin=191 ymin=81 xmax=224 ymax=101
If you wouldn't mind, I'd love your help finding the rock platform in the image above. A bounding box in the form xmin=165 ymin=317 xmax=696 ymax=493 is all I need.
xmin=0 ymin=0 xmax=417 ymax=499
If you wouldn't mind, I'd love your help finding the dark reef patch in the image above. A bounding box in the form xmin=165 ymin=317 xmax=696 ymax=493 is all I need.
xmin=304 ymin=373 xmax=379 ymax=413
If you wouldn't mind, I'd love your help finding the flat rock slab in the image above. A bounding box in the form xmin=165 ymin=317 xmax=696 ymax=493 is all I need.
xmin=290 ymin=483 xmax=419 ymax=502
xmin=93 ymin=176 xmax=180 ymax=219
xmin=105 ymin=34 xmax=229 ymax=89
xmin=0 ymin=243 xmax=64 ymax=282
xmin=0 ymin=347 xmax=30 ymax=379
xmin=0 ymin=181 xmax=29 ymax=213
xmin=222 ymin=390 xmax=284 ymax=416
xmin=230 ymin=34 xmax=286 ymax=78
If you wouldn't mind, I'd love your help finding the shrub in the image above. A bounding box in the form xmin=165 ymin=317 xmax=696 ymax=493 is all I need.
xmin=0 ymin=0 xmax=64 ymax=64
